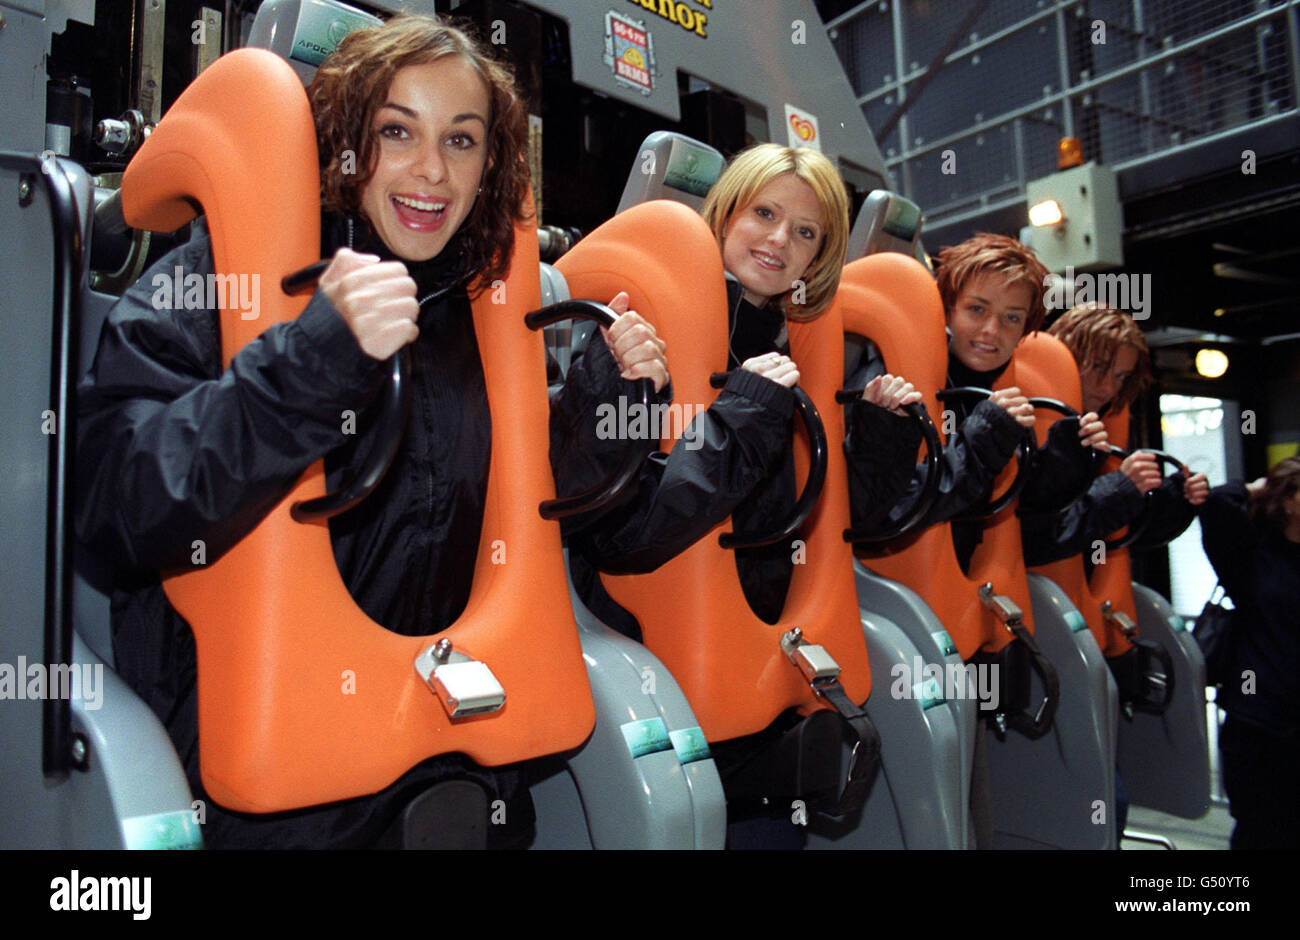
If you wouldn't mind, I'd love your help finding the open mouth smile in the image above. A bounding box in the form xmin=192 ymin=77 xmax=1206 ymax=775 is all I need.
xmin=391 ymin=194 xmax=448 ymax=232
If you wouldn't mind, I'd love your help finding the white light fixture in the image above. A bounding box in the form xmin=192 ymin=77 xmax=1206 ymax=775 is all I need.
xmin=1195 ymin=348 xmax=1229 ymax=378
xmin=1028 ymin=198 xmax=1064 ymax=226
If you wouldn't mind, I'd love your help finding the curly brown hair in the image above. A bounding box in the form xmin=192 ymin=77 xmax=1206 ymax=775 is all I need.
xmin=1254 ymin=456 xmax=1300 ymax=531
xmin=933 ymin=232 xmax=1050 ymax=336
xmin=1047 ymin=302 xmax=1152 ymax=409
xmin=306 ymin=13 xmax=532 ymax=289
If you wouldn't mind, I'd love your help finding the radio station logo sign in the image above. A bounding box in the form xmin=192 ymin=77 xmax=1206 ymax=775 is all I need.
xmin=605 ymin=12 xmax=656 ymax=94
xmin=785 ymin=104 xmax=821 ymax=151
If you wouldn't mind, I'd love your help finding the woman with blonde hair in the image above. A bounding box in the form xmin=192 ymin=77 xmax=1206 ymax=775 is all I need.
xmin=565 ymin=142 xmax=925 ymax=847
xmin=571 ymin=143 xmax=923 ymax=624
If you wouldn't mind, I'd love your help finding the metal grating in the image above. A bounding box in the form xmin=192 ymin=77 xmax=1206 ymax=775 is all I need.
xmin=823 ymin=0 xmax=1300 ymax=230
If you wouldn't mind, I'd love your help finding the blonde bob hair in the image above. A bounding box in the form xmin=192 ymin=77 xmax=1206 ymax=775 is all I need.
xmin=701 ymin=144 xmax=850 ymax=321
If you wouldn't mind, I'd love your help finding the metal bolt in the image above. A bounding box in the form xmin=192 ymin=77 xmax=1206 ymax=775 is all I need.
xmin=70 ymin=736 xmax=87 ymax=763
xmin=18 ymin=177 xmax=31 ymax=203
xmin=782 ymin=627 xmax=803 ymax=646
xmin=993 ymin=713 xmax=1007 ymax=735
xmin=433 ymin=638 xmax=453 ymax=662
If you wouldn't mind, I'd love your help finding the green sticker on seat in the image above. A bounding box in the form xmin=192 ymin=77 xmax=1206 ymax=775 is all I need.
xmin=670 ymin=726 xmax=711 ymax=764
xmin=913 ymin=677 xmax=946 ymax=710
xmin=1168 ymin=614 xmax=1187 ymax=633
xmin=290 ymin=0 xmax=377 ymax=66
xmin=121 ymin=810 xmax=203 ymax=850
xmin=620 ymin=717 xmax=672 ymax=759
xmin=1065 ymin=610 xmax=1089 ymax=633
xmin=663 ymin=138 xmax=725 ymax=197
xmin=931 ymin=630 xmax=958 ymax=657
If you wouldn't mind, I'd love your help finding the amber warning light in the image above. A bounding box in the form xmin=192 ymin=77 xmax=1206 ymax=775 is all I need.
xmin=1058 ymin=137 xmax=1084 ymax=169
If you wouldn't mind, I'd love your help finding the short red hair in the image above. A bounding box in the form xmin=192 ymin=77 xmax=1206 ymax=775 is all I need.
xmin=934 ymin=233 xmax=1049 ymax=335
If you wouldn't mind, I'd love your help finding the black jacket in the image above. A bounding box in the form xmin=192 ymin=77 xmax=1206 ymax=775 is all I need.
xmin=567 ymin=280 xmax=922 ymax=635
xmin=848 ymin=345 xmax=1097 ymax=569
xmin=1200 ymin=482 xmax=1300 ymax=737
xmin=76 ymin=216 xmax=638 ymax=848
xmin=1019 ymin=470 xmax=1195 ymax=567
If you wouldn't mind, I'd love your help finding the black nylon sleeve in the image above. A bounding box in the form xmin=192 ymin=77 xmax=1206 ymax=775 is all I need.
xmin=1018 ymin=416 xmax=1097 ymax=513
xmin=1199 ymin=482 xmax=1259 ymax=608
xmin=548 ymin=329 xmax=672 ymax=513
xmin=1020 ymin=468 xmax=1145 ymax=566
xmin=75 ymin=234 xmax=387 ymax=573
xmin=1128 ymin=473 xmax=1197 ymax=549
xmin=871 ymin=397 xmax=1026 ymax=532
xmin=844 ymin=399 xmax=925 ymax=531
xmin=570 ymin=368 xmax=794 ymax=574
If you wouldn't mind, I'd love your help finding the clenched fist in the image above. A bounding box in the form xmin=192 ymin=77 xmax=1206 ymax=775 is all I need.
xmin=989 ymin=386 xmax=1035 ymax=429
xmin=862 ymin=373 xmax=923 ymax=415
xmin=600 ymin=292 xmax=669 ymax=393
xmin=741 ymin=352 xmax=800 ymax=389
xmin=319 ymin=248 xmax=420 ymax=361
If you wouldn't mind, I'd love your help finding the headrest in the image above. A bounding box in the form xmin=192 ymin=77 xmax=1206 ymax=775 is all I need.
xmin=845 ymin=190 xmax=927 ymax=267
xmin=615 ymin=132 xmax=726 ymax=215
xmin=247 ymin=0 xmax=382 ymax=85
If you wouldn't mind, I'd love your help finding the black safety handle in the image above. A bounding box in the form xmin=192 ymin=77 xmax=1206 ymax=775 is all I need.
xmin=1004 ymin=623 xmax=1061 ymax=739
xmin=835 ymin=392 xmax=943 ymax=544
xmin=3 ymin=151 xmax=83 ymax=779
xmin=1133 ymin=636 xmax=1177 ymax=714
xmin=524 ymin=300 xmax=653 ymax=520
xmin=1101 ymin=446 xmax=1191 ymax=550
xmin=937 ymin=386 xmax=1034 ymax=521
xmin=1015 ymin=396 xmax=1105 ymax=513
xmin=706 ymin=372 xmax=827 ymax=550
xmin=281 ymin=260 xmax=413 ymax=522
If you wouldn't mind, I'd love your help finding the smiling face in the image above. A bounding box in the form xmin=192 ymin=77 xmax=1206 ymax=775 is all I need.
xmin=358 ymin=57 xmax=490 ymax=262
xmin=946 ymin=271 xmax=1033 ymax=372
xmin=721 ymin=172 xmax=825 ymax=308
xmin=1080 ymin=344 xmax=1139 ymax=415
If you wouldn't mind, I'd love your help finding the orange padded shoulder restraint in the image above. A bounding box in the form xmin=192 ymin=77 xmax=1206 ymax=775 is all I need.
xmin=840 ymin=253 xmax=1034 ymax=660
xmin=556 ymin=201 xmax=870 ymax=743
xmin=121 ymin=49 xmax=594 ymax=813
xmin=1017 ymin=333 xmax=1138 ymax=657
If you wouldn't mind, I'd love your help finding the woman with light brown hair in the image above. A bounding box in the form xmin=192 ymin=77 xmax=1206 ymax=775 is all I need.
xmin=1201 ymin=456 xmax=1300 ymax=849
xmin=1019 ymin=302 xmax=1209 ymax=568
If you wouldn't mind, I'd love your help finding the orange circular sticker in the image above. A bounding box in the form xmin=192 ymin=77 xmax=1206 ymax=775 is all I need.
xmin=789 ymin=114 xmax=816 ymax=142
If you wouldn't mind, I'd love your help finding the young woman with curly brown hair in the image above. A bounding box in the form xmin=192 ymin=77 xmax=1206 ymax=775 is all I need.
xmin=76 ymin=13 xmax=665 ymax=849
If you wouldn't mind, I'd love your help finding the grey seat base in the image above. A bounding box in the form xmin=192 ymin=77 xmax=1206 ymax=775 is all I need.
xmin=986 ymin=574 xmax=1117 ymax=850
xmin=1118 ymin=584 xmax=1211 ymax=820
xmin=528 ymin=552 xmax=726 ymax=849
xmin=807 ymin=561 xmax=973 ymax=849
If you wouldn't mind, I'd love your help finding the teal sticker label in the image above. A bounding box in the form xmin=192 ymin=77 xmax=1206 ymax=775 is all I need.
xmin=1168 ymin=614 xmax=1187 ymax=633
xmin=291 ymin=0 xmax=377 ymax=67
xmin=620 ymin=717 xmax=672 ymax=759
xmin=669 ymin=726 xmax=711 ymax=764
xmin=913 ymin=677 xmax=945 ymax=711
xmin=1065 ymin=610 xmax=1089 ymax=633
xmin=931 ymin=630 xmax=958 ymax=657
xmin=663 ymin=137 xmax=726 ymax=197
xmin=121 ymin=810 xmax=203 ymax=850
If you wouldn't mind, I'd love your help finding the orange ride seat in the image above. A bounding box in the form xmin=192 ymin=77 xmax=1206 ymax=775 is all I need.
xmin=121 ymin=48 xmax=594 ymax=813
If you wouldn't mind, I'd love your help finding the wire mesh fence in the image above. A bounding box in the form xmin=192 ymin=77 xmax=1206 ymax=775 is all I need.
xmin=824 ymin=0 xmax=1298 ymax=226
